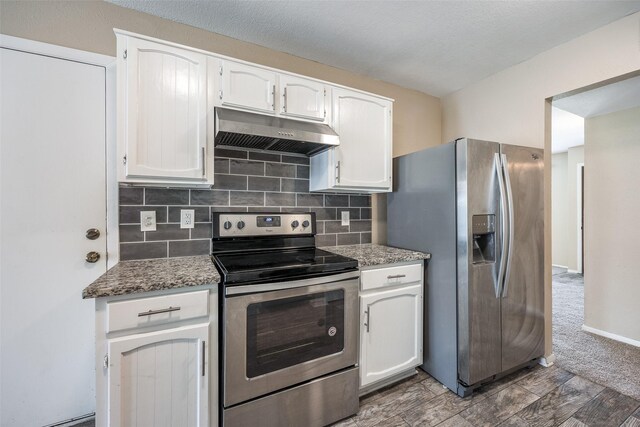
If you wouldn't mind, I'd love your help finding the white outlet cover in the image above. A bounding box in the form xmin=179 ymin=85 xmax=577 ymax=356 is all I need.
xmin=140 ymin=211 xmax=157 ymax=232
xmin=180 ymin=209 xmax=195 ymax=229
xmin=341 ymin=210 xmax=350 ymax=226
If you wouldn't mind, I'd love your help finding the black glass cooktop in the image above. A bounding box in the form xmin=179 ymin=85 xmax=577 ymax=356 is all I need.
xmin=213 ymin=248 xmax=358 ymax=286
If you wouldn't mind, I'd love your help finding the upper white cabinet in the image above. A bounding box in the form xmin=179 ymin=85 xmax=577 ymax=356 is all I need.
xmin=279 ymin=75 xmax=327 ymax=122
xmin=116 ymin=33 xmax=213 ymax=186
xmin=219 ymin=60 xmax=276 ymax=114
xmin=310 ymin=88 xmax=393 ymax=192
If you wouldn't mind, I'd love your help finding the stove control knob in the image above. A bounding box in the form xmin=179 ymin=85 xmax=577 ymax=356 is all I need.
xmin=291 ymin=220 xmax=300 ymax=228
xmin=223 ymin=221 xmax=233 ymax=230
xmin=237 ymin=220 xmax=245 ymax=230
xmin=302 ymin=220 xmax=310 ymax=228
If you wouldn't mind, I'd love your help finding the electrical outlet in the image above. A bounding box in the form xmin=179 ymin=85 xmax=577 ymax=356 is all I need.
xmin=140 ymin=211 xmax=156 ymax=232
xmin=180 ymin=209 xmax=195 ymax=229
xmin=341 ymin=210 xmax=350 ymax=226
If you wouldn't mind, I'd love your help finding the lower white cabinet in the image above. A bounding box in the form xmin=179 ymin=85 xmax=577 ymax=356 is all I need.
xmin=359 ymin=262 xmax=423 ymax=391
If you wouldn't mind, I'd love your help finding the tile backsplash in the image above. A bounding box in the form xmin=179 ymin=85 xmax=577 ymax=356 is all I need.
xmin=119 ymin=147 xmax=372 ymax=260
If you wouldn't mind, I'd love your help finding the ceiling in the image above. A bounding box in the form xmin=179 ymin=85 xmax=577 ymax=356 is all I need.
xmin=108 ymin=1 xmax=640 ymax=96
xmin=552 ymin=107 xmax=584 ymax=154
xmin=553 ymin=75 xmax=640 ymax=118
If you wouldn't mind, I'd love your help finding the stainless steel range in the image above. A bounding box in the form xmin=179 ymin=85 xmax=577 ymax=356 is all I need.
xmin=211 ymin=211 xmax=360 ymax=427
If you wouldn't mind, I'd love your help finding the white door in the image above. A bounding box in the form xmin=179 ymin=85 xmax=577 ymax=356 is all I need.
xmin=0 ymin=47 xmax=107 ymax=426
xmin=123 ymin=36 xmax=208 ymax=181
xmin=220 ymin=60 xmax=276 ymax=114
xmin=332 ymin=88 xmax=392 ymax=190
xmin=360 ymin=284 xmax=422 ymax=388
xmin=279 ymin=75 xmax=326 ymax=121
xmin=108 ymin=324 xmax=209 ymax=427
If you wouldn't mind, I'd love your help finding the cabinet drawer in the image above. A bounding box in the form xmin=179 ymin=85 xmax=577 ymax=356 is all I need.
xmin=361 ymin=263 xmax=423 ymax=291
xmin=107 ymin=290 xmax=209 ymax=333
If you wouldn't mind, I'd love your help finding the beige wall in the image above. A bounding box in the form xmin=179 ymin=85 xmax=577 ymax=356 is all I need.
xmin=566 ymin=146 xmax=585 ymax=272
xmin=584 ymin=107 xmax=640 ymax=342
xmin=552 ymin=152 xmax=569 ymax=267
xmin=442 ymin=13 xmax=640 ymax=357
xmin=0 ymin=0 xmax=441 ymax=245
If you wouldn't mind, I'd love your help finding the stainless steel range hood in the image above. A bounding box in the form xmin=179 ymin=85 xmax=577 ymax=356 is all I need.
xmin=214 ymin=107 xmax=339 ymax=156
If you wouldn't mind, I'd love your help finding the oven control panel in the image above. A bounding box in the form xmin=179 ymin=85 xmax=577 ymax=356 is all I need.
xmin=213 ymin=212 xmax=315 ymax=237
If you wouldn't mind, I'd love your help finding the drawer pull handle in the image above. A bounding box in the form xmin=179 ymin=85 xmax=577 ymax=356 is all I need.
xmin=387 ymin=274 xmax=406 ymax=279
xmin=364 ymin=306 xmax=371 ymax=333
xmin=138 ymin=306 xmax=181 ymax=317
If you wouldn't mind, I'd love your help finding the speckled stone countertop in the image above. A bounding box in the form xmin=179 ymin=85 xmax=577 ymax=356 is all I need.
xmin=82 ymin=255 xmax=220 ymax=299
xmin=323 ymin=244 xmax=430 ymax=267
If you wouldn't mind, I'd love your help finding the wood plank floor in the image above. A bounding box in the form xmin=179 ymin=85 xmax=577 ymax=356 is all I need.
xmin=333 ymin=366 xmax=640 ymax=427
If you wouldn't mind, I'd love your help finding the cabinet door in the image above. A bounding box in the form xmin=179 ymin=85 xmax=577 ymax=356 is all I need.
xmin=360 ymin=284 xmax=422 ymax=388
xmin=220 ymin=60 xmax=276 ymax=114
xmin=279 ymin=75 xmax=326 ymax=121
xmin=332 ymin=88 xmax=392 ymax=190
xmin=108 ymin=323 xmax=209 ymax=427
xmin=123 ymin=37 xmax=209 ymax=181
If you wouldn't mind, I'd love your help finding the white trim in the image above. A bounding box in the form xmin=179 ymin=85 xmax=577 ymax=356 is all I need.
xmin=552 ymin=264 xmax=569 ymax=269
xmin=0 ymin=34 xmax=114 ymax=67
xmin=582 ymin=324 xmax=640 ymax=348
xmin=576 ymin=162 xmax=584 ymax=274
xmin=539 ymin=354 xmax=556 ymax=367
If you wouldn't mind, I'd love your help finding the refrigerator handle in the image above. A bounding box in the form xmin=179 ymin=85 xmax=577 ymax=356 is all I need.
xmin=494 ymin=153 xmax=508 ymax=298
xmin=501 ymin=154 xmax=515 ymax=298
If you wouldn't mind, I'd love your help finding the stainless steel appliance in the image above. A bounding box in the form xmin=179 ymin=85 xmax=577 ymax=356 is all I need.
xmin=387 ymin=138 xmax=544 ymax=397
xmin=212 ymin=212 xmax=360 ymax=426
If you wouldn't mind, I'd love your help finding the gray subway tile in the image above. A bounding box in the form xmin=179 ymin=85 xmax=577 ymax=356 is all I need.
xmin=316 ymin=234 xmax=337 ymax=247
xmin=119 ymin=187 xmax=143 ymax=205
xmin=214 ymin=158 xmax=230 ymax=174
xmin=250 ymin=151 xmax=281 ymax=162
xmin=169 ymin=240 xmax=210 ymax=257
xmin=349 ymin=195 xmax=371 ymax=207
xmin=230 ymin=191 xmax=264 ymax=206
xmin=350 ymin=220 xmax=372 ymax=232
xmin=248 ymin=176 xmax=280 ymax=191
xmin=361 ymin=208 xmax=372 ymax=220
xmin=282 ymin=155 xmax=309 ymax=165
xmin=120 ymin=206 xmax=167 ymax=224
xmin=191 ymin=190 xmax=229 ymax=206
xmin=119 ymin=224 xmax=144 ymax=242
xmin=312 ymin=207 xmax=337 ymax=221
xmin=325 ymin=194 xmax=349 ymax=207
xmin=281 ymin=178 xmax=309 ymax=193
xmin=297 ymin=193 xmax=324 ymax=207
xmin=266 ymin=192 xmax=295 ymax=206
xmin=361 ymin=232 xmax=372 ymax=244
xmin=191 ymin=222 xmax=213 ymax=239
xmin=337 ymin=233 xmax=361 ymax=246
xmin=145 ymin=224 xmax=190 ymax=241
xmin=120 ymin=242 xmax=167 ymax=261
xmin=168 ymin=206 xmax=210 ymax=223
xmin=265 ymin=162 xmax=296 ymax=177
xmin=296 ymin=165 xmax=310 ymax=179
xmin=213 ymin=174 xmax=247 ymax=190
xmin=248 ymin=206 xmax=271 ymax=212
xmin=211 ymin=206 xmax=247 ymax=213
xmin=215 ymin=147 xmax=247 ymax=159
xmin=285 ymin=207 xmax=311 ymax=213
xmin=316 ymin=221 xmax=325 ymax=234
xmin=145 ymin=188 xmax=189 ymax=205
xmin=325 ymin=221 xmax=349 ymax=234
xmin=230 ymin=159 xmax=264 ymax=176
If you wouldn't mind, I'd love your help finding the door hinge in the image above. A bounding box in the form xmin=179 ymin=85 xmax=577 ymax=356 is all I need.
xmin=219 ymin=65 xmax=223 ymax=76
xmin=123 ymin=49 xmax=127 ymax=60
xmin=122 ymin=155 xmax=127 ymax=165
xmin=103 ymin=354 xmax=109 ymax=368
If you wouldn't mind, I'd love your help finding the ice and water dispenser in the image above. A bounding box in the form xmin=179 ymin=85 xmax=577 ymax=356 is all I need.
xmin=472 ymin=214 xmax=496 ymax=263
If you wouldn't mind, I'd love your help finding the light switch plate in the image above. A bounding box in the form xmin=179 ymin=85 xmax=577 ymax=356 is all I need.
xmin=180 ymin=209 xmax=195 ymax=229
xmin=341 ymin=210 xmax=350 ymax=226
xmin=140 ymin=211 xmax=156 ymax=232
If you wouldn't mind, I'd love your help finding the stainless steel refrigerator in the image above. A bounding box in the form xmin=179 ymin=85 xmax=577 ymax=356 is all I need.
xmin=387 ymin=138 xmax=544 ymax=397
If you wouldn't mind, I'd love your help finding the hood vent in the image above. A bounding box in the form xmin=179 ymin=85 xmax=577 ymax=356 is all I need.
xmin=214 ymin=107 xmax=339 ymax=156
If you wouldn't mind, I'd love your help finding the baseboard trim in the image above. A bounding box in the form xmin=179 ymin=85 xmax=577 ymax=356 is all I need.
xmin=539 ymin=354 xmax=555 ymax=367
xmin=581 ymin=324 xmax=640 ymax=348
xmin=567 ymin=269 xmax=579 ymax=274
xmin=552 ymin=264 xmax=568 ymax=269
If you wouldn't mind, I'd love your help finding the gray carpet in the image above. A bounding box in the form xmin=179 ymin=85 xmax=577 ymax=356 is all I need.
xmin=552 ymin=271 xmax=640 ymax=399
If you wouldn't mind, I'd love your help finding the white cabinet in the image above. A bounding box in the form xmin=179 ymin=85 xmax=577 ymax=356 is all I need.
xmin=108 ymin=324 xmax=209 ymax=427
xmin=116 ymin=32 xmax=213 ymax=186
xmin=310 ymin=87 xmax=393 ymax=192
xmin=219 ymin=60 xmax=277 ymax=114
xmin=279 ymin=74 xmax=327 ymax=122
xmin=359 ymin=262 xmax=423 ymax=391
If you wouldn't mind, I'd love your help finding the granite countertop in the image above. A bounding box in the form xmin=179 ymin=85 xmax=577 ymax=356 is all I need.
xmin=323 ymin=244 xmax=430 ymax=267
xmin=82 ymin=255 xmax=220 ymax=299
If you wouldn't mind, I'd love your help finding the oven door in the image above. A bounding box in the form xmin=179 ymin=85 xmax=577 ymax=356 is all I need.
xmin=223 ymin=271 xmax=359 ymax=407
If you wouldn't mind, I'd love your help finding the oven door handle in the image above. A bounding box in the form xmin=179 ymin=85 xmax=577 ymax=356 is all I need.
xmin=225 ymin=270 xmax=360 ymax=296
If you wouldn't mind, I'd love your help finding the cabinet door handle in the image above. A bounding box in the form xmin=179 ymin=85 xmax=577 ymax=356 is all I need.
xmin=283 ymin=87 xmax=287 ymax=112
xmin=137 ymin=306 xmax=181 ymax=317
xmin=201 ymin=340 xmax=206 ymax=376
xmin=364 ymin=305 xmax=371 ymax=333
xmin=272 ymin=84 xmax=276 ymax=110
xmin=335 ymin=161 xmax=341 ymax=183
xmin=387 ymin=274 xmax=406 ymax=279
xmin=201 ymin=147 xmax=206 ymax=177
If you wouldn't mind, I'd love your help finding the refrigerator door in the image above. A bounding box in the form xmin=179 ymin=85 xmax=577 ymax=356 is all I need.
xmin=456 ymin=139 xmax=505 ymax=386
xmin=499 ymin=144 xmax=545 ymax=372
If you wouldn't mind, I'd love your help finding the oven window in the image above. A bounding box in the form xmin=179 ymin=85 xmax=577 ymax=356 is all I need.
xmin=246 ymin=289 xmax=344 ymax=378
